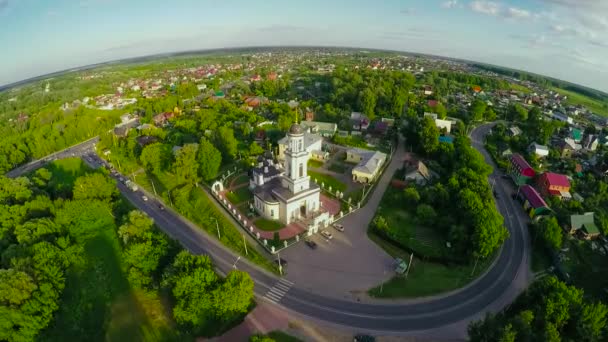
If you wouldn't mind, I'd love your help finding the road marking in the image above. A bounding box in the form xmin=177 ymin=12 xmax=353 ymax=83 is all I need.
xmin=263 ymin=279 xmax=294 ymax=304
xmin=279 ymin=278 xmax=294 ymax=286
xmin=275 ymin=282 xmax=291 ymax=291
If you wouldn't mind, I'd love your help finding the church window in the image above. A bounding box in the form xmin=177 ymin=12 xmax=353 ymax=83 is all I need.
xmin=271 ymin=209 xmax=274 ymax=217
xmin=299 ymin=163 xmax=303 ymax=177
xmin=298 ymin=140 xmax=302 ymax=151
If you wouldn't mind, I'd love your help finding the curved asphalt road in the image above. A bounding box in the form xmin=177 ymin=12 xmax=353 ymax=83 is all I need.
xmin=8 ymin=123 xmax=530 ymax=333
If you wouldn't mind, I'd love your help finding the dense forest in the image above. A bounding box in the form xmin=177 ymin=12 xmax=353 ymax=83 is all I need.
xmin=0 ymin=159 xmax=254 ymax=341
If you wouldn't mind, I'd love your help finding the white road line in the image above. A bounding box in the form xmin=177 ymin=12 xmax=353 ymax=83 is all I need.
xmin=279 ymin=278 xmax=294 ymax=286
xmin=265 ymin=292 xmax=282 ymax=302
xmin=270 ymin=287 xmax=286 ymax=296
xmin=264 ymin=295 xmax=279 ymax=303
xmin=275 ymin=283 xmax=291 ymax=291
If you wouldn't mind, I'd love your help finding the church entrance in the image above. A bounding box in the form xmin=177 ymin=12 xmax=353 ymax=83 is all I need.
xmin=300 ymin=202 xmax=306 ymax=217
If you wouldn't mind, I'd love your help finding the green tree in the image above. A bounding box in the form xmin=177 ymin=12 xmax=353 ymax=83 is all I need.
xmin=248 ymin=141 xmax=265 ymax=156
xmin=484 ymin=107 xmax=497 ymax=121
xmin=537 ymin=217 xmax=563 ymax=251
xmin=435 ymin=102 xmax=447 ymax=119
xmin=212 ymin=270 xmax=255 ymax=318
xmin=174 ymin=143 xmax=200 ymax=186
xmin=419 ymin=116 xmax=439 ymax=155
xmin=416 ymin=204 xmax=436 ymax=226
xmin=72 ymin=173 xmax=117 ymax=202
xmin=216 ymin=126 xmax=238 ymax=160
xmin=0 ymin=269 xmax=37 ymax=306
xmin=470 ymin=100 xmax=487 ymax=122
xmin=140 ymin=142 xmax=171 ymax=173
xmin=197 ymin=138 xmax=222 ymax=181
xmin=403 ymin=187 xmax=420 ymax=205
xmin=359 ymin=88 xmax=377 ymax=120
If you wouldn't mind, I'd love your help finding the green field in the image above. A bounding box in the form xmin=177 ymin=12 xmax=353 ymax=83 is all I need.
xmin=308 ymin=170 xmax=347 ymax=192
xmin=552 ymin=86 xmax=608 ymax=117
xmin=254 ymin=218 xmax=285 ymax=231
xmin=509 ymin=83 xmax=532 ymax=94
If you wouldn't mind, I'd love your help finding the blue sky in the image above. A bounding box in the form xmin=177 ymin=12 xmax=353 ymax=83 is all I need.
xmin=1 ymin=0 xmax=608 ymax=92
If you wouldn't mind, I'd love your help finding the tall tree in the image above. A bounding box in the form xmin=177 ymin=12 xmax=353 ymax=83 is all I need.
xmin=140 ymin=142 xmax=171 ymax=173
xmin=419 ymin=116 xmax=440 ymax=155
xmin=216 ymin=126 xmax=238 ymax=160
xmin=72 ymin=173 xmax=117 ymax=202
xmin=197 ymin=138 xmax=222 ymax=181
xmin=173 ymin=143 xmax=200 ymax=186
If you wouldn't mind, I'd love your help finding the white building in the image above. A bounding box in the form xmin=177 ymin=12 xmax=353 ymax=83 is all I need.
xmin=251 ymin=124 xmax=331 ymax=232
xmin=529 ymin=142 xmax=550 ymax=158
xmin=346 ymin=148 xmax=387 ymax=183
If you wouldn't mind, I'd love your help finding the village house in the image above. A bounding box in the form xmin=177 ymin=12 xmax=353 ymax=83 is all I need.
xmin=528 ymin=142 xmax=550 ymax=158
xmin=278 ymin=131 xmax=322 ymax=160
xmin=558 ymin=138 xmax=582 ymax=158
xmin=537 ymin=172 xmax=571 ymax=200
xmin=404 ymin=160 xmax=432 ymax=185
xmin=346 ymin=148 xmax=387 ymax=184
xmin=569 ymin=212 xmax=600 ymax=240
xmin=508 ymin=154 xmax=535 ymax=186
xmin=507 ymin=126 xmax=522 ymax=137
xmin=517 ymin=185 xmax=551 ymax=218
xmin=299 ymin=121 xmax=337 ymax=137
xmin=350 ymin=112 xmax=370 ymax=131
xmin=583 ymin=134 xmax=599 ymax=151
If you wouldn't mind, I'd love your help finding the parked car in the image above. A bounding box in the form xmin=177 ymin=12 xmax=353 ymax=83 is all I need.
xmin=274 ymin=258 xmax=288 ymax=267
xmin=320 ymin=230 xmax=333 ymax=240
xmin=158 ymin=205 xmax=165 ymax=211
xmin=142 ymin=195 xmax=148 ymax=201
xmin=305 ymin=239 xmax=318 ymax=249
xmin=333 ymin=223 xmax=345 ymax=232
xmin=353 ymin=334 xmax=375 ymax=342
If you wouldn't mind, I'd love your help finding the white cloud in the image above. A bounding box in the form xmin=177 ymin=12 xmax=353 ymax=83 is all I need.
xmin=505 ymin=7 xmax=530 ymax=19
xmin=441 ymin=0 xmax=459 ymax=9
xmin=469 ymin=1 xmax=500 ymax=15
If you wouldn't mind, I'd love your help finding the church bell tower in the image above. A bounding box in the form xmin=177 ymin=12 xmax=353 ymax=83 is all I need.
xmin=283 ymin=123 xmax=310 ymax=194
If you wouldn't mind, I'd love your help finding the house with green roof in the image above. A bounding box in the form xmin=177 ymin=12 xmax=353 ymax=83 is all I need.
xmin=570 ymin=128 xmax=582 ymax=143
xmin=569 ymin=212 xmax=600 ymax=240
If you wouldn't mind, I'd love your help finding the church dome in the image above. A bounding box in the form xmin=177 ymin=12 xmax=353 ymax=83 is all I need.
xmin=289 ymin=123 xmax=303 ymax=135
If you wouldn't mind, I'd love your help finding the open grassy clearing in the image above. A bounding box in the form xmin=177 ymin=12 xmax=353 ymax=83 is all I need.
xmin=308 ymin=170 xmax=347 ymax=192
xmin=254 ymin=218 xmax=285 ymax=231
xmin=551 ymin=86 xmax=608 ymax=117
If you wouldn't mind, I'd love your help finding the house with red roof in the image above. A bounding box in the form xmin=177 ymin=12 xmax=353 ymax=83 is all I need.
xmin=508 ymin=154 xmax=535 ymax=186
xmin=537 ymin=172 xmax=571 ymax=200
xmin=517 ymin=185 xmax=551 ymax=218
xmin=427 ymin=100 xmax=438 ymax=108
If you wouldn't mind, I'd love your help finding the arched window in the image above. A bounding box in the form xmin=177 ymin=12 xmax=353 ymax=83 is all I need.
xmin=299 ymin=163 xmax=303 ymax=177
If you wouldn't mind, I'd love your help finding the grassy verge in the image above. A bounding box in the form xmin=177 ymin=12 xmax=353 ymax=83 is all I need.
xmin=138 ymin=172 xmax=277 ymax=274
xmin=226 ymin=186 xmax=253 ymax=205
xmin=308 ymin=170 xmax=346 ymax=192
xmin=368 ymin=231 xmax=494 ymax=298
xmin=307 ymin=159 xmax=324 ymax=168
xmin=254 ymin=218 xmax=285 ymax=231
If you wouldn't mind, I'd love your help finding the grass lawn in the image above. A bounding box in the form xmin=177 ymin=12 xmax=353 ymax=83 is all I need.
xmin=254 ymin=218 xmax=285 ymax=231
xmin=308 ymin=170 xmax=347 ymax=192
xmin=368 ymin=231 xmax=495 ymax=298
xmin=44 ymin=158 xmax=92 ymax=193
xmin=229 ymin=173 xmax=250 ymax=187
xmin=226 ymin=186 xmax=253 ymax=205
xmin=509 ymin=83 xmax=532 ymax=93
xmin=307 ymin=159 xmax=324 ymax=168
xmin=328 ymin=162 xmax=347 ymax=173
xmin=551 ymin=86 xmax=608 ymax=117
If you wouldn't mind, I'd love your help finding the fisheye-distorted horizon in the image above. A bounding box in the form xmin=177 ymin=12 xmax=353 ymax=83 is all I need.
xmin=1 ymin=0 xmax=607 ymax=91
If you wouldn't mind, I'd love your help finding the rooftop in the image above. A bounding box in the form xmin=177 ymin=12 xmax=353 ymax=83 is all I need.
xmin=520 ymin=185 xmax=549 ymax=209
xmin=543 ymin=172 xmax=571 ymax=188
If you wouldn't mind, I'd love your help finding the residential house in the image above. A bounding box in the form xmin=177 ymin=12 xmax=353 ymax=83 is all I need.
xmin=135 ymin=135 xmax=158 ymax=148
xmin=300 ymin=121 xmax=337 ymax=137
xmin=537 ymin=172 xmax=571 ymax=199
xmin=423 ymin=85 xmax=433 ymax=96
xmin=552 ymin=112 xmax=573 ymax=124
xmin=558 ymin=138 xmax=581 ymax=158
xmin=404 ymin=160 xmax=432 ymax=185
xmin=435 ymin=119 xmax=453 ymax=133
xmin=508 ymin=154 xmax=535 ymax=186
xmin=528 ymin=143 xmax=550 ymax=158
xmin=517 ymin=185 xmax=551 ymax=218
xmin=569 ymin=212 xmax=600 ymax=240
xmin=350 ymin=112 xmax=370 ymax=131
xmin=583 ymin=134 xmax=599 ymax=152
xmin=569 ymin=128 xmax=583 ymax=143
xmin=347 ymin=148 xmax=387 ymax=184
xmin=507 ymin=126 xmax=522 ymax=137
xmin=427 ymin=100 xmax=438 ymax=108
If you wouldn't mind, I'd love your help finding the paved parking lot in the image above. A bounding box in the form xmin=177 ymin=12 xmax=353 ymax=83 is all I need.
xmin=280 ymin=138 xmax=406 ymax=302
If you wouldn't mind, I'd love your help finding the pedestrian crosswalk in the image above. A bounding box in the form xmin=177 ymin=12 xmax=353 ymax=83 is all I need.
xmin=264 ymin=278 xmax=294 ymax=304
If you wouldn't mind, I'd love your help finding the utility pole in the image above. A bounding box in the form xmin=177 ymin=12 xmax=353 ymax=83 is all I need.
xmin=405 ymin=253 xmax=414 ymax=278
xmin=167 ymin=189 xmax=174 ymax=206
xmin=212 ymin=217 xmax=220 ymax=240
xmin=151 ymin=179 xmax=158 ymax=196
xmin=471 ymin=255 xmax=480 ymax=277
xmin=243 ymin=235 xmax=248 ymax=255
xmin=278 ymin=252 xmax=283 ymax=276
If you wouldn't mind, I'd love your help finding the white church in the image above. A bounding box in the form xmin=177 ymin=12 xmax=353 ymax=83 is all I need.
xmin=250 ymin=124 xmax=332 ymax=233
